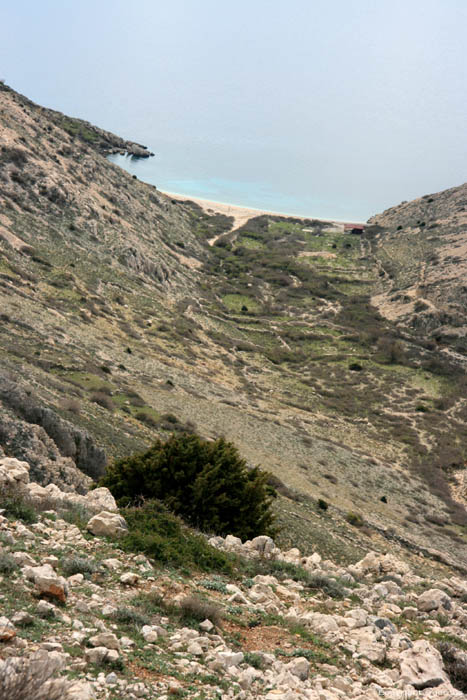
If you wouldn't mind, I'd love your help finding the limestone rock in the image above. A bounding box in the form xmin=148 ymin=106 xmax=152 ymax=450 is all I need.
xmin=86 ymin=511 xmax=128 ymax=537
xmin=89 ymin=632 xmax=120 ymax=650
xmin=66 ymin=681 xmax=96 ymax=700
xmin=141 ymin=625 xmax=158 ymax=643
xmin=199 ymin=619 xmax=214 ymax=632
xmin=285 ymin=656 xmax=310 ymax=680
xmin=84 ymin=647 xmax=119 ymax=665
xmin=417 ymin=589 xmax=452 ymax=613
xmin=85 ymin=487 xmax=118 ymax=513
xmin=217 ymin=650 xmax=244 ymax=667
xmin=399 ymin=639 xmax=449 ymax=690
xmin=24 ymin=563 xmax=68 ymax=603
xmin=0 ymin=457 xmax=29 ymax=489
xmin=250 ymin=535 xmax=275 ymax=555
xmin=0 ymin=616 xmax=16 ymax=641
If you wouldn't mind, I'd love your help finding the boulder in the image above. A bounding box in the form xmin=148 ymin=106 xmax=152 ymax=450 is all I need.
xmin=0 ymin=616 xmax=16 ymax=641
xmin=250 ymin=535 xmax=275 ymax=556
xmin=417 ymin=589 xmax=452 ymax=613
xmin=285 ymin=656 xmax=310 ymax=680
xmin=399 ymin=639 xmax=449 ymax=690
xmin=0 ymin=457 xmax=29 ymax=489
xmin=84 ymin=647 xmax=119 ymax=665
xmin=89 ymin=632 xmax=120 ymax=650
xmin=141 ymin=625 xmax=158 ymax=643
xmin=85 ymin=487 xmax=118 ymax=513
xmin=351 ymin=625 xmax=387 ymax=664
xmin=24 ymin=563 xmax=68 ymax=603
xmin=66 ymin=681 xmax=96 ymax=700
xmin=199 ymin=619 xmax=214 ymax=633
xmin=86 ymin=511 xmax=128 ymax=537
xmin=217 ymin=651 xmax=244 ymax=668
xmin=353 ymin=551 xmax=410 ymax=576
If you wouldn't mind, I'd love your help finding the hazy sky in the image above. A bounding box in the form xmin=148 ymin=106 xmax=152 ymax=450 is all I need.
xmin=1 ymin=0 xmax=465 ymax=220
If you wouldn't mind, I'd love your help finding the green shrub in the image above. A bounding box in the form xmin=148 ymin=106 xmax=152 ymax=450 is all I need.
xmin=244 ymin=652 xmax=265 ymax=669
xmin=0 ymin=552 xmax=19 ymax=574
xmin=119 ymin=499 xmax=235 ymax=574
xmin=113 ymin=606 xmax=150 ymax=629
xmin=179 ymin=595 xmax=223 ymax=627
xmin=317 ymin=498 xmax=329 ymax=511
xmin=61 ymin=556 xmax=101 ymax=578
xmin=101 ymin=433 xmax=277 ymax=539
xmin=346 ymin=512 xmax=364 ymax=527
xmin=200 ymin=578 xmax=228 ymax=594
xmin=0 ymin=494 xmax=37 ymax=524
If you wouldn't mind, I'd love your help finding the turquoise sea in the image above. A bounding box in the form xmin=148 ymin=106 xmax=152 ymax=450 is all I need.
xmin=107 ymin=150 xmax=367 ymax=223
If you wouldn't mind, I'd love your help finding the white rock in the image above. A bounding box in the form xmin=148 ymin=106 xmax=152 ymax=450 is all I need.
xmin=101 ymin=604 xmax=117 ymax=617
xmin=285 ymin=656 xmax=310 ymax=680
xmin=85 ymin=487 xmax=118 ymax=513
xmin=417 ymin=589 xmax=452 ymax=613
xmin=199 ymin=619 xmax=214 ymax=632
xmin=0 ymin=616 xmax=16 ymax=641
xmin=250 ymin=535 xmax=275 ymax=555
xmin=86 ymin=511 xmax=128 ymax=537
xmin=85 ymin=647 xmax=119 ymax=665
xmin=217 ymin=651 xmax=244 ymax=667
xmin=102 ymin=558 xmax=121 ymax=570
xmin=399 ymin=639 xmax=449 ymax=690
xmin=24 ymin=563 xmax=68 ymax=603
xmin=187 ymin=641 xmax=204 ymax=655
xmin=141 ymin=625 xmax=158 ymax=643
xmin=37 ymin=600 xmax=56 ymax=618
xmin=105 ymin=672 xmax=118 ymax=685
xmin=228 ymin=591 xmax=249 ymax=605
xmin=119 ymin=572 xmax=139 ymax=585
xmin=89 ymin=632 xmax=120 ymax=650
xmin=0 ymin=457 xmax=30 ymax=487
xmin=66 ymin=680 xmax=96 ymax=700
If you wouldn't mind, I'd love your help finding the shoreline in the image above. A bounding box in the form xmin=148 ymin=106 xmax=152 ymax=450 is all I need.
xmin=160 ymin=190 xmax=365 ymax=229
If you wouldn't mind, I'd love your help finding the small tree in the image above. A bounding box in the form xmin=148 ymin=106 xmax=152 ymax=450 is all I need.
xmin=101 ymin=434 xmax=277 ymax=540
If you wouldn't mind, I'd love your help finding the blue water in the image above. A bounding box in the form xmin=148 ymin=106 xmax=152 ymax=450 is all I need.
xmin=108 ymin=152 xmax=366 ymax=223
xmin=2 ymin=2 xmax=465 ymax=225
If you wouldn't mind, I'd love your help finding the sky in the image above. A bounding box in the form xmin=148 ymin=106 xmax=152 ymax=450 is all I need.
xmin=0 ymin=0 xmax=466 ymax=220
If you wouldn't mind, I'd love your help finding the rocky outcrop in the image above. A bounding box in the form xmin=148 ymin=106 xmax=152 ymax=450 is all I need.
xmin=86 ymin=511 xmax=128 ymax=538
xmin=0 ymin=373 xmax=106 ymax=480
xmin=1 ymin=496 xmax=467 ymax=699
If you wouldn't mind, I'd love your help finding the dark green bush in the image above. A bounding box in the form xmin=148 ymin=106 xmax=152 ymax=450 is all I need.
xmin=101 ymin=433 xmax=277 ymax=539
xmin=119 ymin=499 xmax=235 ymax=574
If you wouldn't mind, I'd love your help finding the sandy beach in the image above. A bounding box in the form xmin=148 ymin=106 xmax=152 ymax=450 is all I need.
xmin=161 ymin=191 xmax=364 ymax=229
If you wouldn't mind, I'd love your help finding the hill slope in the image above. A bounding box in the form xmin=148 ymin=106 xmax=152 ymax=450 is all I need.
xmin=0 ymin=82 xmax=467 ymax=571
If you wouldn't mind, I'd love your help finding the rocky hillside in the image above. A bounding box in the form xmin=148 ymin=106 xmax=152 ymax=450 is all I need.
xmin=1 ymin=456 xmax=467 ymax=699
xmin=0 ymin=81 xmax=467 ymax=577
xmin=367 ymin=183 xmax=467 ymax=353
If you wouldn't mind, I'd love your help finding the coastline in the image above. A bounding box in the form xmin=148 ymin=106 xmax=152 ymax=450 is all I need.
xmin=161 ymin=190 xmax=365 ymax=228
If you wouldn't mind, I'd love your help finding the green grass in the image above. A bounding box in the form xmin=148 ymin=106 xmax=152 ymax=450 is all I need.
xmin=222 ymin=294 xmax=261 ymax=313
